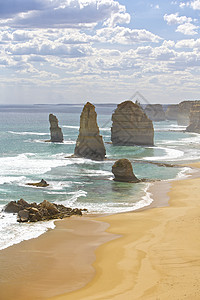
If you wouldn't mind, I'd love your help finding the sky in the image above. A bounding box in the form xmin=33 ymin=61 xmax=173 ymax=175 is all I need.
xmin=0 ymin=0 xmax=200 ymax=105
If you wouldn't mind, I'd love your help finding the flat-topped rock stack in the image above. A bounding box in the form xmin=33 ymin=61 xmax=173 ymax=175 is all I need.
xmin=74 ymin=102 xmax=106 ymax=161
xmin=111 ymin=101 xmax=154 ymax=146
xmin=165 ymin=104 xmax=179 ymax=120
xmin=49 ymin=113 xmax=63 ymax=142
xmin=144 ymin=104 xmax=166 ymax=121
xmin=177 ymin=101 xmax=200 ymax=126
xmin=186 ymin=103 xmax=200 ymax=134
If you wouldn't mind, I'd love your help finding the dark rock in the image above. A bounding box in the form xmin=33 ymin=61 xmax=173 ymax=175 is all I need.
xmin=49 ymin=113 xmax=63 ymax=142
xmin=112 ymin=159 xmax=140 ymax=183
xmin=4 ymin=199 xmax=30 ymax=213
xmin=74 ymin=102 xmax=106 ymax=161
xmin=144 ymin=104 xmax=166 ymax=121
xmin=26 ymin=179 xmax=49 ymax=187
xmin=17 ymin=210 xmax=29 ymax=222
xmin=4 ymin=199 xmax=87 ymax=223
xmin=111 ymin=101 xmax=154 ymax=146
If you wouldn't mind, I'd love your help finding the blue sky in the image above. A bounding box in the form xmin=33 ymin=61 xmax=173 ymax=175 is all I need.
xmin=0 ymin=0 xmax=200 ymax=104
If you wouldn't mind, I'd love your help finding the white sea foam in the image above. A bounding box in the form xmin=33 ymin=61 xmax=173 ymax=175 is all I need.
xmin=56 ymin=190 xmax=87 ymax=206
xmin=8 ymin=131 xmax=48 ymax=136
xmin=155 ymin=124 xmax=187 ymax=132
xmin=144 ymin=147 xmax=184 ymax=161
xmin=62 ymin=125 xmax=79 ymax=129
xmin=0 ymin=207 xmax=55 ymax=250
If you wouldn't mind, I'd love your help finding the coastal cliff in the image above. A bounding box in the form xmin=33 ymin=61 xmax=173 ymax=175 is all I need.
xmin=177 ymin=101 xmax=200 ymax=126
xmin=74 ymin=102 xmax=106 ymax=161
xmin=111 ymin=101 xmax=154 ymax=146
xmin=186 ymin=104 xmax=200 ymax=134
xmin=49 ymin=114 xmax=63 ymax=142
xmin=144 ymin=104 xmax=166 ymax=121
xmin=112 ymin=159 xmax=139 ymax=183
xmin=165 ymin=104 xmax=179 ymax=120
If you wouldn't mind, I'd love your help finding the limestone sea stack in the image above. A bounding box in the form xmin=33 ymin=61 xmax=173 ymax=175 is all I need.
xmin=144 ymin=104 xmax=166 ymax=121
xmin=112 ymin=159 xmax=139 ymax=183
xmin=74 ymin=102 xmax=106 ymax=161
xmin=186 ymin=104 xmax=200 ymax=134
xmin=111 ymin=101 xmax=154 ymax=146
xmin=49 ymin=113 xmax=63 ymax=142
xmin=165 ymin=104 xmax=179 ymax=120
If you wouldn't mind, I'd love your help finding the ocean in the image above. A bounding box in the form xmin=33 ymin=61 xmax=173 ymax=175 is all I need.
xmin=0 ymin=103 xmax=199 ymax=250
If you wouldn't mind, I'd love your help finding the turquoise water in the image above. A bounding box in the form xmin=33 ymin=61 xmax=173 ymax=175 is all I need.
xmin=0 ymin=104 xmax=199 ymax=250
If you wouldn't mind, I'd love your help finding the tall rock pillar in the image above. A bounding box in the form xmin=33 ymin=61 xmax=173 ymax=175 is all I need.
xmin=49 ymin=114 xmax=64 ymax=143
xmin=74 ymin=102 xmax=106 ymax=161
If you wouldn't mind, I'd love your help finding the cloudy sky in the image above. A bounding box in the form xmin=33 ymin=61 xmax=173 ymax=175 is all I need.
xmin=0 ymin=0 xmax=200 ymax=104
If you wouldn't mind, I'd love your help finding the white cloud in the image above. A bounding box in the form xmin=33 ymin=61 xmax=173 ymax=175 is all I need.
xmin=175 ymin=38 xmax=200 ymax=48
xmin=96 ymin=26 xmax=161 ymax=44
xmin=176 ymin=22 xmax=199 ymax=35
xmin=164 ymin=13 xmax=192 ymax=25
xmin=190 ymin=0 xmax=200 ymax=10
xmin=0 ymin=0 xmax=130 ymax=28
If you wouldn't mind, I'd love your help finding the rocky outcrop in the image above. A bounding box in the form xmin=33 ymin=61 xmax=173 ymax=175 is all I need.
xmin=111 ymin=101 xmax=154 ymax=146
xmin=26 ymin=179 xmax=49 ymax=187
xmin=112 ymin=159 xmax=139 ymax=183
xmin=144 ymin=104 xmax=165 ymax=121
xmin=4 ymin=199 xmax=87 ymax=222
xmin=74 ymin=102 xmax=106 ymax=161
xmin=49 ymin=114 xmax=63 ymax=142
xmin=177 ymin=101 xmax=200 ymax=126
xmin=186 ymin=104 xmax=200 ymax=133
xmin=165 ymin=104 xmax=179 ymax=120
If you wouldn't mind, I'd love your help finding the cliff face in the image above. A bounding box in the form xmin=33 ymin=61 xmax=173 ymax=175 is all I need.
xmin=112 ymin=159 xmax=139 ymax=183
xmin=165 ymin=104 xmax=179 ymax=120
xmin=177 ymin=101 xmax=200 ymax=126
xmin=144 ymin=104 xmax=166 ymax=121
xmin=49 ymin=114 xmax=63 ymax=142
xmin=111 ymin=101 xmax=154 ymax=146
xmin=74 ymin=102 xmax=106 ymax=161
xmin=186 ymin=104 xmax=200 ymax=134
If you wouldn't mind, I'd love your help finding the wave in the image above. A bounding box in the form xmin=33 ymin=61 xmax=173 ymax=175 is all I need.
xmin=144 ymin=147 xmax=184 ymax=161
xmin=0 ymin=208 xmax=55 ymax=250
xmin=8 ymin=131 xmax=48 ymax=136
xmin=62 ymin=125 xmax=79 ymax=129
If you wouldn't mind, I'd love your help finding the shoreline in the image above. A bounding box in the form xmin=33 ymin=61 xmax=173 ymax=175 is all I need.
xmin=0 ymin=164 xmax=200 ymax=299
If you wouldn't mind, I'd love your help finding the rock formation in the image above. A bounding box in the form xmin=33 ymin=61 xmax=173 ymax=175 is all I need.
xmin=165 ymin=104 xmax=179 ymax=120
xmin=177 ymin=101 xmax=200 ymax=126
xmin=186 ymin=104 xmax=200 ymax=133
xmin=49 ymin=114 xmax=63 ymax=142
xmin=26 ymin=179 xmax=49 ymax=187
xmin=4 ymin=199 xmax=87 ymax=222
xmin=74 ymin=102 xmax=106 ymax=161
xmin=111 ymin=101 xmax=154 ymax=146
xmin=144 ymin=104 xmax=165 ymax=121
xmin=112 ymin=159 xmax=139 ymax=183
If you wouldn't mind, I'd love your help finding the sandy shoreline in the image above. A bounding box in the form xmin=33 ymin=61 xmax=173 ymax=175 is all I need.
xmin=1 ymin=164 xmax=200 ymax=300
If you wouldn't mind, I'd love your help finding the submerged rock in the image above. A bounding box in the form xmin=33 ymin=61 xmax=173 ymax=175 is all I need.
xmin=49 ymin=113 xmax=63 ymax=142
xmin=74 ymin=102 xmax=106 ymax=161
xmin=144 ymin=104 xmax=166 ymax=121
xmin=111 ymin=101 xmax=154 ymax=146
xmin=26 ymin=179 xmax=49 ymax=187
xmin=4 ymin=199 xmax=87 ymax=222
xmin=112 ymin=159 xmax=140 ymax=183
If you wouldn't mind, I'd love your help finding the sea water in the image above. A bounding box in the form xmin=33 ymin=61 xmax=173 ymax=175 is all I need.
xmin=0 ymin=104 xmax=199 ymax=250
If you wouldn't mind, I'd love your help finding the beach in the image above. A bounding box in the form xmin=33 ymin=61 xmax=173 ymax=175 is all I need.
xmin=0 ymin=163 xmax=200 ymax=300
